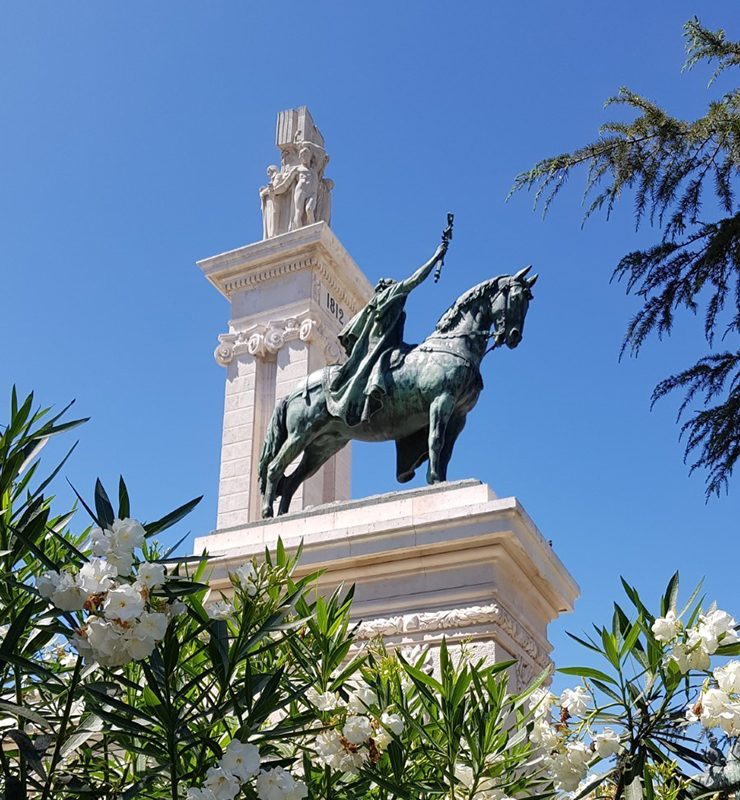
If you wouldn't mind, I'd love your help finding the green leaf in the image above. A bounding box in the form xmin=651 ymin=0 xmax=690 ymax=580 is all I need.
xmin=624 ymin=775 xmax=643 ymax=800
xmin=118 ymin=475 xmax=131 ymax=519
xmin=403 ymin=661 xmax=443 ymax=694
xmin=601 ymin=628 xmax=620 ymax=668
xmin=662 ymin=571 xmax=679 ymax=616
xmin=144 ymin=495 xmax=202 ymax=538
xmin=566 ymin=630 xmax=601 ymax=653
xmin=0 ymin=700 xmax=50 ymax=729
xmin=558 ymin=666 xmax=617 ymax=685
xmin=3 ymin=729 xmax=48 ymax=780
xmin=620 ymin=614 xmax=643 ymax=657
xmin=94 ymin=478 xmax=115 ymax=527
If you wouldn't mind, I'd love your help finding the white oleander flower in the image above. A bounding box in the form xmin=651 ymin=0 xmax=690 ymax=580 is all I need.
xmin=400 ymin=644 xmax=434 ymax=672
xmin=221 ymin=740 xmax=260 ymax=781
xmin=652 ymin=610 xmax=678 ymax=642
xmin=529 ymin=687 xmax=555 ymax=719
xmin=37 ymin=570 xmax=61 ymax=599
xmin=256 ymin=766 xmax=305 ymax=800
xmin=167 ymin=600 xmax=187 ymax=617
xmin=686 ymin=629 xmax=712 ymax=669
xmin=85 ymin=617 xmax=129 ymax=666
xmin=343 ymin=714 xmax=373 ymax=745
xmin=51 ymin=572 xmax=87 ymax=611
xmin=669 ymin=631 xmax=711 ymax=674
xmin=90 ymin=526 xmax=110 ymax=557
xmin=77 ymin=558 xmax=118 ymax=593
xmin=347 ymin=683 xmax=378 ymax=713
xmin=454 ymin=764 xmax=500 ymax=800
xmin=110 ymin=517 xmax=146 ymax=551
xmin=531 ymin=718 xmax=558 ymax=749
xmin=136 ymin=562 xmax=166 ymax=589
xmin=593 ymin=727 xmax=622 ymax=758
xmin=105 ymin=548 xmax=134 ymax=576
xmin=207 ymin=601 xmax=235 ymax=621
xmin=235 ymin=562 xmax=260 ymax=597
xmin=381 ymin=711 xmax=404 ymax=735
xmin=103 ymin=583 xmax=145 ymax=622
xmin=699 ymin=610 xmax=739 ymax=652
xmin=204 ymin=765 xmax=241 ymax=800
xmin=715 ymin=660 xmax=740 ymax=694
xmin=560 ymin=686 xmax=589 ymax=717
xmin=125 ymin=636 xmax=156 ymax=661
xmin=546 ymin=742 xmax=591 ymax=791
xmin=340 ymin=749 xmax=366 ymax=774
xmin=186 ymin=789 xmax=218 ymax=800
xmin=284 ymin=780 xmax=307 ymax=800
xmin=374 ymin=727 xmax=391 ymax=751
xmin=71 ymin=630 xmax=95 ymax=661
xmin=306 ymin=687 xmax=344 ymax=710
xmin=697 ymin=688 xmax=740 ymax=736
xmin=314 ymin=730 xmax=344 ymax=769
xmin=130 ymin=611 xmax=168 ymax=641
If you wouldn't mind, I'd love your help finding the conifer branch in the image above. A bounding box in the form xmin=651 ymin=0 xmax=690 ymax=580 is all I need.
xmin=510 ymin=17 xmax=740 ymax=496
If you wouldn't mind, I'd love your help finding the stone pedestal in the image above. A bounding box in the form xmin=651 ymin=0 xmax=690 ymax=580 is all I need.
xmin=194 ymin=480 xmax=580 ymax=686
xmin=201 ymin=222 xmax=372 ymax=528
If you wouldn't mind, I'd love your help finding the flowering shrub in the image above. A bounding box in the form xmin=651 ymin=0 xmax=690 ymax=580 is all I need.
xmin=2 ymin=389 xmax=740 ymax=800
xmin=530 ymin=574 xmax=740 ymax=800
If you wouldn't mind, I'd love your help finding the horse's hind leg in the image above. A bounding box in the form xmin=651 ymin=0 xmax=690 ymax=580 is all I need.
xmin=427 ymin=393 xmax=455 ymax=484
xmin=277 ymin=434 xmax=347 ymax=516
xmin=438 ymin=413 xmax=466 ymax=482
xmin=262 ymin=435 xmax=306 ymax=518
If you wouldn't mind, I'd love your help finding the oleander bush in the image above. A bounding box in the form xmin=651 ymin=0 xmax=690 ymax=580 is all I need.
xmin=1 ymin=389 xmax=740 ymax=800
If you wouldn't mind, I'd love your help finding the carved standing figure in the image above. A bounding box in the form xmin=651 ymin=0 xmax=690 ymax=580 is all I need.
xmin=259 ymin=165 xmax=281 ymax=239
xmin=258 ymin=219 xmax=538 ymax=517
xmin=316 ymin=177 xmax=333 ymax=226
xmin=289 ymin=145 xmax=319 ymax=230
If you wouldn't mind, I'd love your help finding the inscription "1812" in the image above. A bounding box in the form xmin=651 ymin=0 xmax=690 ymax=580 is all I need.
xmin=325 ymin=291 xmax=345 ymax=325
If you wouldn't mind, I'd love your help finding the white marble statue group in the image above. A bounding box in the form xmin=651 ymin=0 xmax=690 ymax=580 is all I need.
xmin=259 ymin=135 xmax=333 ymax=239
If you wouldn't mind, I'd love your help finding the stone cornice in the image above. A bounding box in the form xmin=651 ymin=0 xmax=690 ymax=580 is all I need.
xmin=198 ymin=222 xmax=372 ymax=315
xmin=354 ymin=602 xmax=551 ymax=669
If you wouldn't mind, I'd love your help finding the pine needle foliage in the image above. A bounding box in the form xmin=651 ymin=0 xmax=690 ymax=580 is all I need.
xmin=510 ymin=17 xmax=740 ymax=497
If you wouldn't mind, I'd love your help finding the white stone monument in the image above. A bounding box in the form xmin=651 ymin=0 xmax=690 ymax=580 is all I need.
xmin=198 ymin=108 xmax=579 ymax=683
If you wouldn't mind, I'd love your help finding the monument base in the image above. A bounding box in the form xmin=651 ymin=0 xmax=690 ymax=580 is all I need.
xmin=194 ymin=480 xmax=579 ymax=688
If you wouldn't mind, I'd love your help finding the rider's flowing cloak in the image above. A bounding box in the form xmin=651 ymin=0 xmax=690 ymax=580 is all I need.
xmin=324 ymin=282 xmax=409 ymax=428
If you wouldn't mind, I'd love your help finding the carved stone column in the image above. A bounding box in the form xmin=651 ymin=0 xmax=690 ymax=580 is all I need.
xmin=201 ymin=222 xmax=372 ymax=529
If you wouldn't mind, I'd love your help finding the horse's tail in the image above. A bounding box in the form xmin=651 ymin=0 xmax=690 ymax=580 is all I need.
xmin=258 ymin=396 xmax=289 ymax=494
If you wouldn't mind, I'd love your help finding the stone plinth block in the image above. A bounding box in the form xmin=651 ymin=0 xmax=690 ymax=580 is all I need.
xmin=194 ymin=479 xmax=580 ymax=688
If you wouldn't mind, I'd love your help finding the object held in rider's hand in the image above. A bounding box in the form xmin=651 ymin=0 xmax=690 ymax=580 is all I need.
xmin=434 ymin=213 xmax=454 ymax=283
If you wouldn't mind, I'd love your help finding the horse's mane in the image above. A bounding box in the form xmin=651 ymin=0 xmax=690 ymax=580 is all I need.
xmin=435 ymin=276 xmax=506 ymax=334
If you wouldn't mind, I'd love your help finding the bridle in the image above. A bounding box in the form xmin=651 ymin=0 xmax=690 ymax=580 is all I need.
xmin=420 ymin=281 xmax=520 ymax=365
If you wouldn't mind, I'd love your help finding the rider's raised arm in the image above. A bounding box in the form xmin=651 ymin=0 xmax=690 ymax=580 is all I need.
xmin=397 ymin=242 xmax=446 ymax=295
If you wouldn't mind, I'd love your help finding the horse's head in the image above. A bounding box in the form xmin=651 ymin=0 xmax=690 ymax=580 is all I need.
xmin=491 ymin=266 xmax=538 ymax=349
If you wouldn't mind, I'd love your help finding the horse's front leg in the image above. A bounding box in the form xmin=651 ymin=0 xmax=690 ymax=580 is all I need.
xmin=427 ymin=393 xmax=455 ymax=484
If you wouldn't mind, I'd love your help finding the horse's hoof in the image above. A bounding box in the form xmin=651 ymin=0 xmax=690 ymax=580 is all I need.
xmin=262 ymin=506 xmax=274 ymax=519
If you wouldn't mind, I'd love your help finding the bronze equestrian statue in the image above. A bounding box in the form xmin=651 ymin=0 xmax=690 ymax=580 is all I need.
xmin=259 ymin=219 xmax=537 ymax=518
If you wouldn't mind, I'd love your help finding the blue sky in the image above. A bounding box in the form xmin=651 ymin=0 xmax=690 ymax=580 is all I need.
xmin=2 ymin=1 xmax=738 ymax=677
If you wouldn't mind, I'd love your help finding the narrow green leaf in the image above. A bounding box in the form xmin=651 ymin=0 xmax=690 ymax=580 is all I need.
xmin=118 ymin=476 xmax=131 ymax=519
xmin=662 ymin=571 xmax=679 ymax=616
xmin=94 ymin=479 xmax=115 ymax=528
xmin=144 ymin=495 xmax=202 ymax=538
xmin=558 ymin=666 xmax=617 ymax=685
xmin=3 ymin=729 xmax=47 ymax=780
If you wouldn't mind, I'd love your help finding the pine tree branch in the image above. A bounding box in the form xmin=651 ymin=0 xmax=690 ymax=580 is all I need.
xmin=509 ymin=16 xmax=740 ymax=495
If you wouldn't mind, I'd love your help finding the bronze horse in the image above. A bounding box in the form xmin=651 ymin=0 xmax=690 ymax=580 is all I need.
xmin=259 ymin=267 xmax=537 ymax=517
